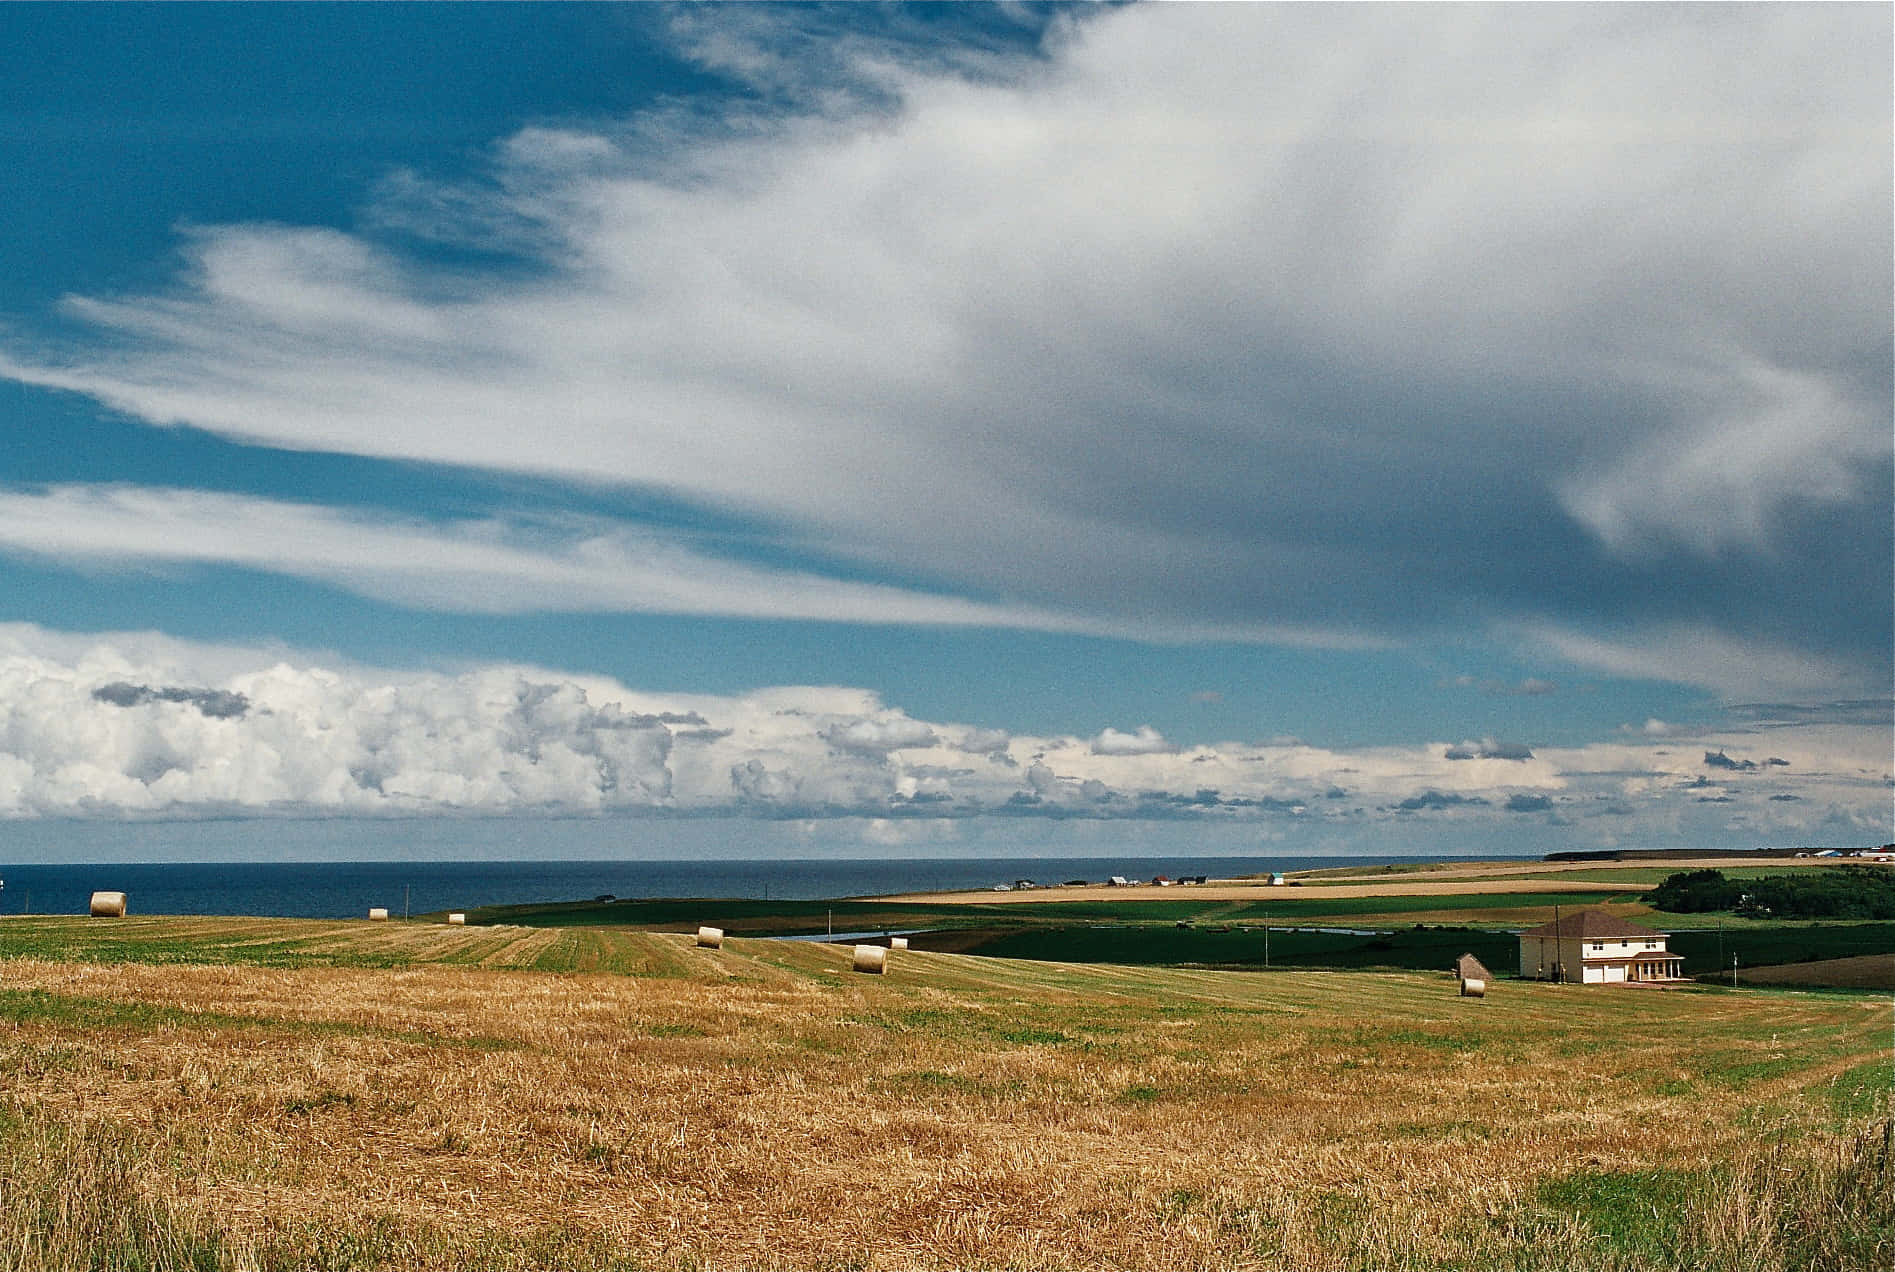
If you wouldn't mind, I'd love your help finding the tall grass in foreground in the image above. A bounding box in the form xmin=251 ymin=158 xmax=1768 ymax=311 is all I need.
xmin=0 ymin=1114 xmax=225 ymax=1272
xmin=0 ymin=1108 xmax=641 ymax=1272
xmin=1 ymin=1108 xmax=1886 ymax=1269
xmin=1689 ymin=1116 xmax=1894 ymax=1272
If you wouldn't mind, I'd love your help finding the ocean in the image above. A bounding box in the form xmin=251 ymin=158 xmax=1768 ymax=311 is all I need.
xmin=0 ymin=856 xmax=1462 ymax=919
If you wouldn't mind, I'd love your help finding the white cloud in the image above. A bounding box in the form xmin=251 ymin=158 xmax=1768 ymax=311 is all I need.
xmin=1560 ymin=362 xmax=1885 ymax=556
xmin=1516 ymin=620 xmax=1868 ymax=702
xmin=957 ymin=727 xmax=1011 ymax=755
xmin=0 ymin=484 xmax=1096 ymax=631
xmin=821 ymin=717 xmax=939 ymax=755
xmin=0 ymin=626 xmax=1882 ymax=846
xmin=1090 ymin=725 xmax=1177 ymax=757
xmin=1 ymin=4 xmax=1883 ymax=688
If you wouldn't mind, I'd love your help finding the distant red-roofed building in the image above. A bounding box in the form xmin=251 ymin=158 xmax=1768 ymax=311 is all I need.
xmin=1518 ymin=910 xmax=1685 ymax=984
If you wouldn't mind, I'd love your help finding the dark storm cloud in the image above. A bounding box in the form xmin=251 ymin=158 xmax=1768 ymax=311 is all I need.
xmin=1505 ymin=794 xmax=1555 ymax=813
xmin=1704 ymin=750 xmax=1759 ymax=772
xmin=91 ymin=682 xmax=250 ymax=719
xmin=1393 ymin=790 xmax=1490 ymax=813
xmin=1445 ymin=740 xmax=1535 ymax=761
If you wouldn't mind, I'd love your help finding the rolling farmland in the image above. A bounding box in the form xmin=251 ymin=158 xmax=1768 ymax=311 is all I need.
xmin=0 ymin=914 xmax=1887 ymax=1269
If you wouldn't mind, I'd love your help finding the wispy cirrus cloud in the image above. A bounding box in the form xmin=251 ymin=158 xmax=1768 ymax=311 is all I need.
xmin=1515 ymin=620 xmax=1873 ymax=703
xmin=0 ymin=484 xmax=1380 ymax=646
xmin=0 ymin=4 xmax=1886 ymax=699
xmin=0 ymin=484 xmax=1089 ymax=630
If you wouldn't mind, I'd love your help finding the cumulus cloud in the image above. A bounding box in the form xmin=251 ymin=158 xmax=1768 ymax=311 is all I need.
xmin=821 ymin=718 xmax=939 ymax=755
xmin=1091 ymin=726 xmax=1177 ymax=757
xmin=957 ymin=728 xmax=1011 ymax=755
xmin=0 ymin=4 xmax=1884 ymax=690
xmin=0 ymin=626 xmax=1886 ymax=848
xmin=730 ymin=759 xmax=799 ymax=804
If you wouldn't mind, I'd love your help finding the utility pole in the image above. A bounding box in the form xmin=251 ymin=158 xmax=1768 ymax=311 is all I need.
xmin=1552 ymin=903 xmax=1562 ymax=983
xmin=404 ymin=884 xmax=411 ymax=920
xmin=1731 ymin=953 xmax=1738 ymax=989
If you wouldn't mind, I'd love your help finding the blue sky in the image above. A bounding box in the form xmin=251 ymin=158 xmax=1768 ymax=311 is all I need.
xmin=0 ymin=3 xmax=1888 ymax=860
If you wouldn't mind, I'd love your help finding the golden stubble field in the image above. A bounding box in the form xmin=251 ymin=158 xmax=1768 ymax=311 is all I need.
xmin=0 ymin=918 xmax=1888 ymax=1271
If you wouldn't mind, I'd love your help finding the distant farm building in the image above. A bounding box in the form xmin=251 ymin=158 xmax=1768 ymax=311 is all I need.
xmin=1455 ymin=953 xmax=1492 ymax=982
xmin=1518 ymin=910 xmax=1685 ymax=984
xmin=1455 ymin=952 xmax=1492 ymax=997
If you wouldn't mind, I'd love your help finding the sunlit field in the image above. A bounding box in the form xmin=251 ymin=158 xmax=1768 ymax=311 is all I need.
xmin=0 ymin=916 xmax=1888 ymax=1270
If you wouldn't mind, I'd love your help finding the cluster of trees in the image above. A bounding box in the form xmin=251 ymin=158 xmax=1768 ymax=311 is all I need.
xmin=1646 ymin=867 xmax=1895 ymax=919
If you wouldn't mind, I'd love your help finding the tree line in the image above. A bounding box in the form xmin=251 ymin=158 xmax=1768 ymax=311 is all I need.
xmin=1645 ymin=866 xmax=1895 ymax=919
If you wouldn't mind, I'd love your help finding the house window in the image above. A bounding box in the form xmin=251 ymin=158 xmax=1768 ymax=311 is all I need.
xmin=1591 ymin=943 xmax=1604 ymax=951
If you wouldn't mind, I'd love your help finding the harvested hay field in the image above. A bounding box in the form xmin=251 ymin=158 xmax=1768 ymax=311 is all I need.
xmin=0 ymin=916 xmax=1888 ymax=1270
xmin=1732 ymin=954 xmax=1895 ymax=991
xmin=884 ymin=855 xmax=1850 ymax=906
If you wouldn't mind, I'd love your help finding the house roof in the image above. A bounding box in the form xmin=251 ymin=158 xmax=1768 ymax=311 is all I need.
xmin=1517 ymin=909 xmax=1665 ymax=940
xmin=1455 ymin=953 xmax=1493 ymax=980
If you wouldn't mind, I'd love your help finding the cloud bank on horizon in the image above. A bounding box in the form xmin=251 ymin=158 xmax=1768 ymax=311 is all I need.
xmin=0 ymin=4 xmax=1887 ymax=850
xmin=0 ymin=625 xmax=1884 ymax=852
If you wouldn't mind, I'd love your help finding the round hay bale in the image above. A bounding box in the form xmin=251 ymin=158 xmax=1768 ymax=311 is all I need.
xmin=446 ymin=912 xmax=466 ymax=926
xmin=889 ymin=936 xmax=909 ymax=950
xmin=88 ymin=891 xmax=127 ymax=918
xmin=852 ymin=944 xmax=887 ymax=974
xmin=1460 ymin=977 xmax=1486 ymax=998
xmin=696 ymin=925 xmax=724 ymax=949
xmin=367 ymin=907 xmax=390 ymax=921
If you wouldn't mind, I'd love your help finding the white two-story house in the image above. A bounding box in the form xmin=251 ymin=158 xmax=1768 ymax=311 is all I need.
xmin=1518 ymin=910 xmax=1685 ymax=984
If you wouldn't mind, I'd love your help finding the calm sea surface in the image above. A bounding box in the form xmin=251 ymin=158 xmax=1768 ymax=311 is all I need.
xmin=0 ymin=856 xmax=1463 ymax=919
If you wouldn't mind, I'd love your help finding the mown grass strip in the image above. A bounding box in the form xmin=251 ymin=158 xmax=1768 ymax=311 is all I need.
xmin=1535 ymin=1167 xmax=1702 ymax=1260
xmin=0 ymin=987 xmax=522 ymax=1051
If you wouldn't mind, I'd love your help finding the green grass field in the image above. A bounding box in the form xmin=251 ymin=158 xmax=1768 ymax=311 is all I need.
xmin=437 ymin=887 xmax=1895 ymax=983
xmin=459 ymin=888 xmax=1631 ymax=933
xmin=2 ymin=907 xmax=1888 ymax=984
